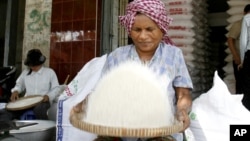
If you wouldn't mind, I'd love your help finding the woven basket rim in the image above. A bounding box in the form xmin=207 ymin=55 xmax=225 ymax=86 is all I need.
xmin=6 ymin=95 xmax=43 ymax=111
xmin=70 ymin=108 xmax=183 ymax=137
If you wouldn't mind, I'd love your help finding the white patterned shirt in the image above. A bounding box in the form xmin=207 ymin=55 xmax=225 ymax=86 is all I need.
xmin=11 ymin=66 xmax=59 ymax=101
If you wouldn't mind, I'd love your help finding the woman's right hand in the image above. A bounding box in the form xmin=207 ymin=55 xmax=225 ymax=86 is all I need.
xmin=10 ymin=91 xmax=19 ymax=101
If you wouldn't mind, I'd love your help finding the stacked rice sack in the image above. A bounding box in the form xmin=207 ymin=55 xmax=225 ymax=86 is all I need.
xmin=224 ymin=0 xmax=250 ymax=94
xmin=163 ymin=0 xmax=214 ymax=98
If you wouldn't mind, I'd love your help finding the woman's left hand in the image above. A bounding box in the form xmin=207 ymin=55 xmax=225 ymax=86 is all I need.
xmin=176 ymin=109 xmax=190 ymax=132
xmin=175 ymin=87 xmax=192 ymax=132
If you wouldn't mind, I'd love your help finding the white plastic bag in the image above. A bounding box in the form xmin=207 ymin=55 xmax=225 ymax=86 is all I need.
xmin=189 ymin=71 xmax=250 ymax=141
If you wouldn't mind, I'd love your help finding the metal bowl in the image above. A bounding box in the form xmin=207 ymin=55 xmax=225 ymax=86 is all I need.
xmin=9 ymin=120 xmax=56 ymax=141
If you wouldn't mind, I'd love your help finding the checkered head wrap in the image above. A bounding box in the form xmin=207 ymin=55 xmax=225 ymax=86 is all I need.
xmin=119 ymin=0 xmax=173 ymax=45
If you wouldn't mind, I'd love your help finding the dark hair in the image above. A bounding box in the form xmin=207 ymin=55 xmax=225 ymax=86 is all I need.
xmin=244 ymin=4 xmax=250 ymax=13
xmin=24 ymin=49 xmax=46 ymax=67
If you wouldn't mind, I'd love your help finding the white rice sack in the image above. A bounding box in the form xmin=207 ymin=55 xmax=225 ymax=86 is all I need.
xmin=171 ymin=14 xmax=193 ymax=20
xmin=224 ymin=47 xmax=231 ymax=54
xmin=172 ymin=37 xmax=195 ymax=45
xmin=176 ymin=44 xmax=194 ymax=48
xmin=194 ymin=34 xmax=205 ymax=42
xmin=224 ymin=54 xmax=233 ymax=62
xmin=189 ymin=71 xmax=250 ymax=141
xmin=192 ymin=48 xmax=205 ymax=56
xmin=195 ymin=62 xmax=206 ymax=69
xmin=223 ymin=79 xmax=236 ymax=94
xmin=191 ymin=1 xmax=205 ymax=8
xmin=227 ymin=14 xmax=243 ymax=23
xmin=164 ymin=0 xmax=192 ymax=6
xmin=223 ymin=62 xmax=234 ymax=74
xmin=227 ymin=6 xmax=245 ymax=15
xmin=188 ymin=68 xmax=200 ymax=76
xmin=191 ymin=76 xmax=202 ymax=85
xmin=186 ymin=61 xmax=195 ymax=68
xmin=183 ymin=53 xmax=195 ymax=61
xmin=169 ymin=20 xmax=195 ymax=29
xmin=168 ymin=28 xmax=195 ymax=37
xmin=166 ymin=4 xmax=193 ymax=14
xmin=170 ymin=35 xmax=191 ymax=40
xmin=224 ymin=73 xmax=235 ymax=81
xmin=84 ymin=61 xmax=174 ymax=128
xmin=179 ymin=45 xmax=194 ymax=54
xmin=227 ymin=0 xmax=250 ymax=7
xmin=193 ymin=41 xmax=205 ymax=49
xmin=226 ymin=23 xmax=234 ymax=31
xmin=192 ymin=27 xmax=206 ymax=36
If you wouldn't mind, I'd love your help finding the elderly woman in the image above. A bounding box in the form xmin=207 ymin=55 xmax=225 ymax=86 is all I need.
xmin=73 ymin=0 xmax=193 ymax=140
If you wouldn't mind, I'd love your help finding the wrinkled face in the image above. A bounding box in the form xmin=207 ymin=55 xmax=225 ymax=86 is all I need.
xmin=130 ymin=14 xmax=163 ymax=55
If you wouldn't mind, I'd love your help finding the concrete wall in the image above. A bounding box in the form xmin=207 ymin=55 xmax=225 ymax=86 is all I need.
xmin=22 ymin=0 xmax=52 ymax=69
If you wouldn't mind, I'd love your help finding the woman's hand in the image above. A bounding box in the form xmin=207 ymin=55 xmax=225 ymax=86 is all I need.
xmin=10 ymin=91 xmax=19 ymax=101
xmin=175 ymin=87 xmax=192 ymax=132
xmin=43 ymin=95 xmax=49 ymax=102
xmin=70 ymin=100 xmax=85 ymax=116
xmin=176 ymin=108 xmax=190 ymax=132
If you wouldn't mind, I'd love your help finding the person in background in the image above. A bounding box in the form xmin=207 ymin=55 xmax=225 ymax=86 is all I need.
xmin=9 ymin=49 xmax=59 ymax=119
xmin=226 ymin=5 xmax=250 ymax=94
xmin=239 ymin=4 xmax=250 ymax=111
xmin=72 ymin=0 xmax=193 ymax=140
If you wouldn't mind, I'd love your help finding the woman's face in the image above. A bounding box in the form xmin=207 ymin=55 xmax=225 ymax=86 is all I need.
xmin=130 ymin=14 xmax=163 ymax=55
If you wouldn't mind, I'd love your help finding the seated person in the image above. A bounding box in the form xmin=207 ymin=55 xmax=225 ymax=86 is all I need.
xmin=8 ymin=49 xmax=59 ymax=120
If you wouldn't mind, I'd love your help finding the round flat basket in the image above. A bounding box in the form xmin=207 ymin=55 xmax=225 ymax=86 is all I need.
xmin=69 ymin=101 xmax=183 ymax=138
xmin=6 ymin=95 xmax=44 ymax=111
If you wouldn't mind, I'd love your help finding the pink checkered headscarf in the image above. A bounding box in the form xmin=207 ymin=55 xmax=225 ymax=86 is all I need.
xmin=119 ymin=0 xmax=173 ymax=45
